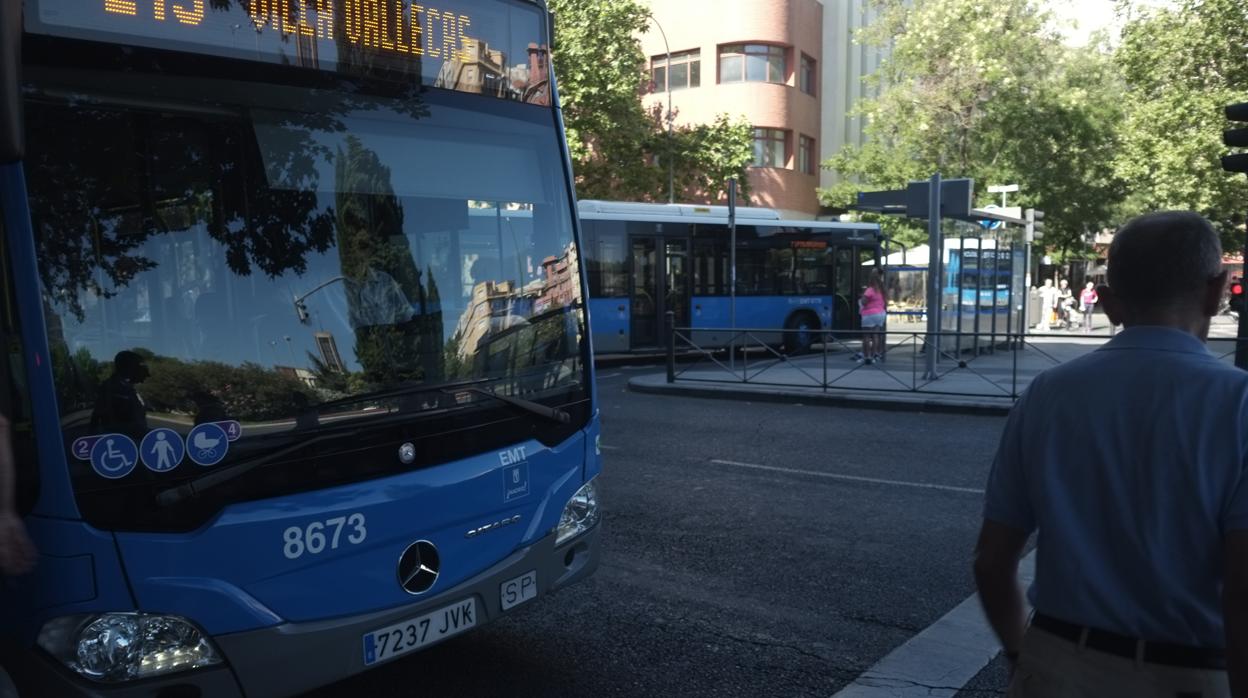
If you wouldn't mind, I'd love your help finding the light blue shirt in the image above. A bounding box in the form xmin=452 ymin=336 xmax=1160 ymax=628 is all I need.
xmin=985 ymin=326 xmax=1248 ymax=648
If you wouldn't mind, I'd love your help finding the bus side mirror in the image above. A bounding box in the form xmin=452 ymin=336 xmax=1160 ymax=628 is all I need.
xmin=0 ymin=0 xmax=21 ymax=163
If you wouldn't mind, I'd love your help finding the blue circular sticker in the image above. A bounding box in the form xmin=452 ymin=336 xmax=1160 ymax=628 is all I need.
xmin=89 ymin=434 xmax=138 ymax=480
xmin=140 ymin=428 xmax=186 ymax=473
xmin=187 ymin=423 xmax=229 ymax=467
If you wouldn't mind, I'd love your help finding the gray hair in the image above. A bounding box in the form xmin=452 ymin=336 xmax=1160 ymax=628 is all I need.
xmin=1107 ymin=211 xmax=1222 ymax=306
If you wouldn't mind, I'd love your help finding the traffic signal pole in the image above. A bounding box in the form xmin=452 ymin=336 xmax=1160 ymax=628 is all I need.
xmin=1221 ymin=101 xmax=1248 ymax=369
xmin=1237 ymin=238 xmax=1248 ymax=370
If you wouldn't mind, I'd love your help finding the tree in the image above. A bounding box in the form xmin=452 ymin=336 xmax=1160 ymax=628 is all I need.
xmin=548 ymin=0 xmax=752 ymax=202
xmin=1112 ymin=0 xmax=1248 ymax=250
xmin=821 ymin=0 xmax=1125 ymax=258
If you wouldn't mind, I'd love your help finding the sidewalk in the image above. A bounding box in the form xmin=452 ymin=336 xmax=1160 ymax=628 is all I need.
xmin=628 ymin=321 xmax=1243 ymax=415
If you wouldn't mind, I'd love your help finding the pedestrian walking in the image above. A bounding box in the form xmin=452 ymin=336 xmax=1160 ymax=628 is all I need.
xmin=1079 ymin=282 xmax=1099 ymax=333
xmin=1056 ymin=279 xmax=1074 ymax=329
xmin=973 ymin=211 xmax=1248 ymax=698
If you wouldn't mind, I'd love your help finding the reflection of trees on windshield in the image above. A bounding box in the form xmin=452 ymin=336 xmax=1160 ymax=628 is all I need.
xmin=334 ymin=136 xmax=444 ymax=387
xmin=59 ymin=348 xmax=315 ymax=424
xmin=26 ymin=10 xmax=438 ymax=427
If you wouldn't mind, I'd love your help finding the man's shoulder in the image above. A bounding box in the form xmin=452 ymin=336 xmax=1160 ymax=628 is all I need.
xmin=1031 ymin=342 xmax=1248 ymax=399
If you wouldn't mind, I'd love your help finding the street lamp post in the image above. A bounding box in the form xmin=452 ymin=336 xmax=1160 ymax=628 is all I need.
xmin=648 ymin=15 xmax=674 ymax=204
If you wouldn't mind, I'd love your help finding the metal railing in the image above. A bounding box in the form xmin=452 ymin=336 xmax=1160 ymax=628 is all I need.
xmin=662 ymin=312 xmax=1247 ymax=400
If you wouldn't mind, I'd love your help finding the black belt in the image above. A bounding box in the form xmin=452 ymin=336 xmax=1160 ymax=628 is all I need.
xmin=1031 ymin=613 xmax=1225 ymax=670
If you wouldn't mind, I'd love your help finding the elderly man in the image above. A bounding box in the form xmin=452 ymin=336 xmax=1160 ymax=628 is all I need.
xmin=974 ymin=211 xmax=1248 ymax=697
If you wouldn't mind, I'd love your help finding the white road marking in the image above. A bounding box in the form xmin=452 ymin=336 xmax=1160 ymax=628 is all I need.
xmin=596 ymin=372 xmax=622 ymax=380
xmin=832 ymin=553 xmax=1036 ymax=697
xmin=600 ymin=444 xmax=620 ymax=451
xmin=707 ymin=459 xmax=986 ymax=495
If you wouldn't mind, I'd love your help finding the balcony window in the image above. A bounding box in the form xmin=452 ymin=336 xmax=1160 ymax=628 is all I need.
xmin=800 ymin=54 xmax=817 ymax=96
xmin=752 ymin=128 xmax=788 ymax=168
xmin=798 ymin=135 xmax=816 ymax=175
xmin=719 ymin=44 xmax=786 ymax=85
xmin=651 ymin=50 xmax=701 ymax=92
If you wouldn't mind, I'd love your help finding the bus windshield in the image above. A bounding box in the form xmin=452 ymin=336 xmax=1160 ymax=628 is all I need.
xmin=23 ymin=54 xmax=585 ymax=530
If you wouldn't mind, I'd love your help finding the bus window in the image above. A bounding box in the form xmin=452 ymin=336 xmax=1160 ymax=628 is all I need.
xmin=1 ymin=214 xmax=39 ymax=515
xmin=584 ymin=221 xmax=628 ymax=298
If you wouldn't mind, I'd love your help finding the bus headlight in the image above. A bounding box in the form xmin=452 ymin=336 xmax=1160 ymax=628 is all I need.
xmin=38 ymin=613 xmax=222 ymax=682
xmin=556 ymin=479 xmax=600 ymax=545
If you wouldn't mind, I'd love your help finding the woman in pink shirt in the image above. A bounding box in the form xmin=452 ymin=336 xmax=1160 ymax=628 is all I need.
xmin=1079 ymin=282 xmax=1099 ymax=333
xmin=857 ymin=268 xmax=887 ymax=364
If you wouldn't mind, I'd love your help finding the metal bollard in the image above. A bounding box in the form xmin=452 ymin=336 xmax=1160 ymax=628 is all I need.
xmin=665 ymin=311 xmax=676 ymax=383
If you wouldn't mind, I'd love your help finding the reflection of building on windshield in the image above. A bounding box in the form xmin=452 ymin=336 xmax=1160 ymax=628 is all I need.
xmin=451 ymin=242 xmax=579 ymax=362
xmin=535 ymin=243 xmax=580 ymax=314
xmin=435 ymin=38 xmax=551 ymax=105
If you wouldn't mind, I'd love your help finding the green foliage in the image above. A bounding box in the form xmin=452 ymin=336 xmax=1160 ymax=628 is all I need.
xmin=548 ymin=0 xmax=752 ymax=202
xmin=822 ymin=0 xmax=1124 ymax=254
xmin=1113 ymin=0 xmax=1248 ymax=250
xmin=61 ymin=348 xmax=316 ymax=422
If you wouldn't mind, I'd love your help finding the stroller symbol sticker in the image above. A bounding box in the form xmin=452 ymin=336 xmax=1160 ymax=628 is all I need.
xmin=187 ymin=423 xmax=229 ymax=467
xmin=89 ymin=434 xmax=138 ymax=480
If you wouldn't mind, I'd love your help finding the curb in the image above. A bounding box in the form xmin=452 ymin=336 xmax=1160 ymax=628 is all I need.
xmin=627 ymin=376 xmax=1013 ymax=417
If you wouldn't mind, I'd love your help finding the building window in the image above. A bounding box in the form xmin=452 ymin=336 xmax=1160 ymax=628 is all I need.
xmin=719 ymin=44 xmax=786 ymax=84
xmin=800 ymin=54 xmax=817 ymax=96
xmin=798 ymin=135 xmax=816 ymax=175
xmin=651 ymin=50 xmax=701 ymax=92
xmin=752 ymin=128 xmax=788 ymax=168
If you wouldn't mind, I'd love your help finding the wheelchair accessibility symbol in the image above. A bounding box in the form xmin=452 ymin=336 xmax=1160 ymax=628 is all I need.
xmin=187 ymin=423 xmax=229 ymax=467
xmin=89 ymin=434 xmax=138 ymax=480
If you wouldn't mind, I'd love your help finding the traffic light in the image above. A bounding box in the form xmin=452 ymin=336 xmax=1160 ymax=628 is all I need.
xmin=1231 ymin=278 xmax=1245 ymax=315
xmin=1222 ymin=102 xmax=1248 ymax=174
xmin=1025 ymin=208 xmax=1045 ymax=243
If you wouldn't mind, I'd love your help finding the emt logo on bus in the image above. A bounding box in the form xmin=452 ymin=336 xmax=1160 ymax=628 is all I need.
xmin=101 ymin=0 xmax=477 ymax=63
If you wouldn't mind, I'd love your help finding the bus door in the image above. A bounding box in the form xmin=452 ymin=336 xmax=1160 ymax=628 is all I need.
xmin=831 ymin=245 xmax=860 ymax=334
xmin=628 ymin=236 xmax=690 ymax=349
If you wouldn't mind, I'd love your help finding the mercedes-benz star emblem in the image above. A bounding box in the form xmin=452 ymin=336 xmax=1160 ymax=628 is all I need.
xmin=397 ymin=540 xmax=440 ymax=595
xmin=398 ymin=442 xmax=416 ymax=465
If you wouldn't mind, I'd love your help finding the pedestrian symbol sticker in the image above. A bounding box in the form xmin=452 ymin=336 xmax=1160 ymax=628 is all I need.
xmin=187 ymin=423 xmax=229 ymax=467
xmin=90 ymin=434 xmax=138 ymax=480
xmin=140 ymin=428 xmax=185 ymax=473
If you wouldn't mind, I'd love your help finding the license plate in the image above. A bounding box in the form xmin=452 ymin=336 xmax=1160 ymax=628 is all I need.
xmin=501 ymin=570 xmax=537 ymax=611
xmin=362 ymin=599 xmax=476 ymax=666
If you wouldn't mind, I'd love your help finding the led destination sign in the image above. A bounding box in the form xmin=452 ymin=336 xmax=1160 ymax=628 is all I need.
xmin=28 ymin=0 xmax=552 ymax=104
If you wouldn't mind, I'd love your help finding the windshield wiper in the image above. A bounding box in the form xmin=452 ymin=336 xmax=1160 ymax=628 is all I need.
xmin=155 ymin=380 xmax=571 ymax=506
xmin=449 ymin=387 xmax=571 ymax=425
xmin=155 ymin=430 xmax=357 ymax=507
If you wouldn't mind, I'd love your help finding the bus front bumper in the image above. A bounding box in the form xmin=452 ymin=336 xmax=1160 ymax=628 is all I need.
xmin=9 ymin=525 xmax=599 ymax=698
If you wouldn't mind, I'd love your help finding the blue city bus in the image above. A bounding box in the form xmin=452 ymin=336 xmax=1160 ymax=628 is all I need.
xmin=940 ymin=239 xmax=1026 ymax=349
xmin=0 ymin=1 xmax=601 ymax=695
xmin=578 ymin=201 xmax=882 ymax=354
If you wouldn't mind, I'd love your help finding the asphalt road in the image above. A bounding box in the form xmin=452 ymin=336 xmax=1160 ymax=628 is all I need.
xmin=309 ymin=369 xmax=1008 ymax=697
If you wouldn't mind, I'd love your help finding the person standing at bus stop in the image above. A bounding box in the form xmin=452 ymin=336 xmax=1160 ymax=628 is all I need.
xmin=856 ymin=268 xmax=887 ymax=364
xmin=973 ymin=211 xmax=1248 ymax=697
xmin=1080 ymin=281 xmax=1099 ymax=333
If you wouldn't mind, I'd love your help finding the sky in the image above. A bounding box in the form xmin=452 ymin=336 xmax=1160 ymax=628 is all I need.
xmin=1047 ymin=0 xmax=1175 ymax=47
